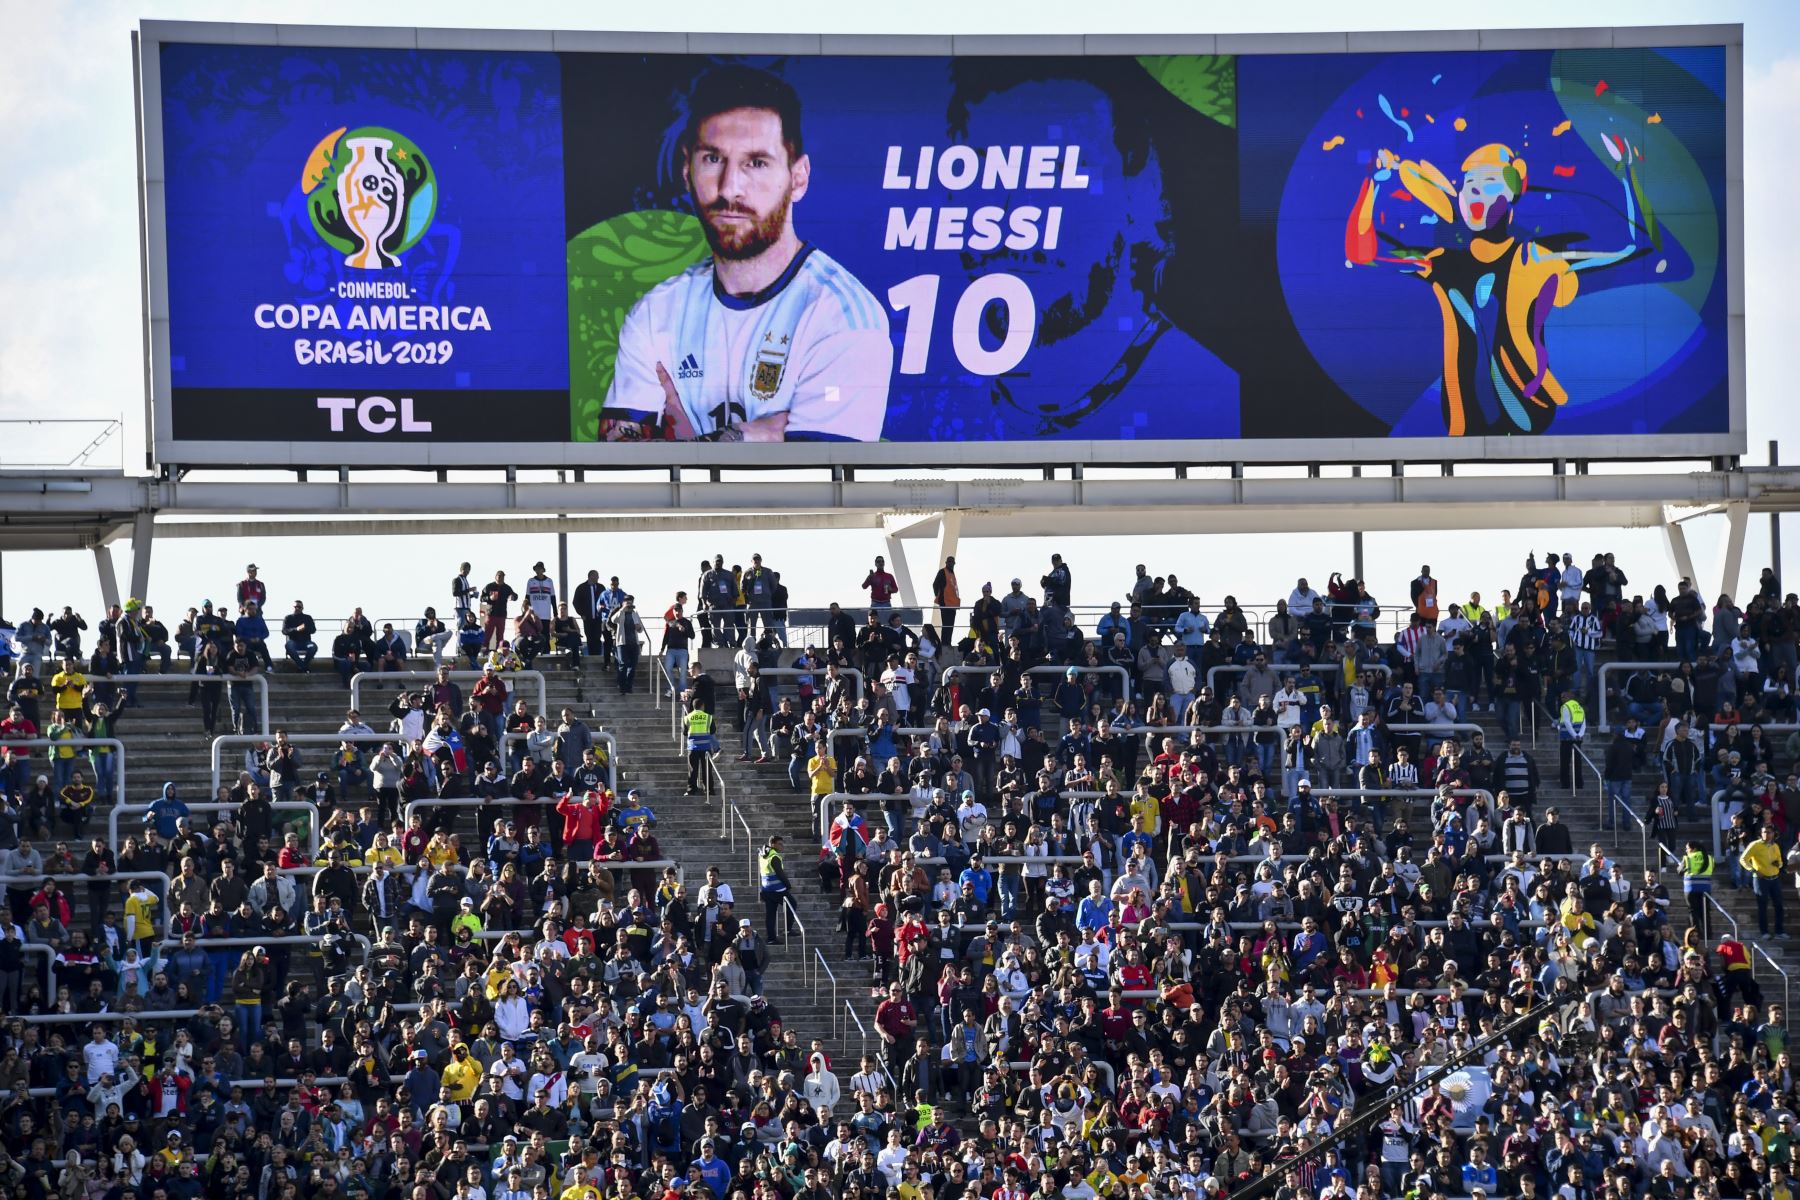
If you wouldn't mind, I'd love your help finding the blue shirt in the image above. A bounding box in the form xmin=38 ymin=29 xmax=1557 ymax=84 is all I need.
xmin=693 ymin=1156 xmax=731 ymax=1200
xmin=1076 ymin=895 xmax=1112 ymax=933
xmin=958 ymin=867 xmax=993 ymax=904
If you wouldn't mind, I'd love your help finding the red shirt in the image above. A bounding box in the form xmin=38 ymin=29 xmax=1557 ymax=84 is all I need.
xmin=1718 ymin=939 xmax=1752 ymax=971
xmin=875 ymin=998 xmax=917 ymax=1041
xmin=557 ymin=794 xmax=607 ymax=843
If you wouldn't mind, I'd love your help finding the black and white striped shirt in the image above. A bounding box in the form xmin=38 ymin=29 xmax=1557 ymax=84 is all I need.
xmin=1567 ymin=612 xmax=1602 ymax=650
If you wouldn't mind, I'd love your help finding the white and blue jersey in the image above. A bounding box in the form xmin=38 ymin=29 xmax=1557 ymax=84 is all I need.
xmin=606 ymin=244 xmax=893 ymax=441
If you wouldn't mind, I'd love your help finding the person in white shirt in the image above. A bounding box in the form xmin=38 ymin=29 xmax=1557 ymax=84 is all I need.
xmin=956 ymin=794 xmax=988 ymax=841
xmin=82 ymin=1026 xmax=120 ymax=1085
xmin=602 ymin=66 xmax=891 ymax=443
xmin=1561 ymin=553 xmax=1586 ymax=610
xmin=524 ymin=564 xmax=556 ymax=622
xmin=487 ymin=1043 xmax=527 ymax=1100
xmin=1731 ymin=634 xmax=1761 ymax=679
xmin=1273 ymin=682 xmax=1306 ymax=730
xmin=1288 ymin=578 xmax=1323 ymax=616
xmin=881 ymin=658 xmax=914 ymax=719
xmin=1167 ymin=656 xmax=1198 ymax=722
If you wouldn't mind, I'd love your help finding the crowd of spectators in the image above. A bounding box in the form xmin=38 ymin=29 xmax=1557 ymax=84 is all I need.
xmin=0 ymin=550 xmax=1796 ymax=1200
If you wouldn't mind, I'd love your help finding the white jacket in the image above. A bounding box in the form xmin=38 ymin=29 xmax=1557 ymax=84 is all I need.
xmin=802 ymin=1057 xmax=841 ymax=1115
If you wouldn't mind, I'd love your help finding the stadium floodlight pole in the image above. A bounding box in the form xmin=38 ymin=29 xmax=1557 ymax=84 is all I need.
xmin=1223 ymin=1000 xmax=1542 ymax=1200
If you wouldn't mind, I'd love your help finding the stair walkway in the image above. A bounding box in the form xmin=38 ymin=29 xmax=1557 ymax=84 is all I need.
xmin=52 ymin=657 xmax=852 ymax=1061
xmin=1489 ymin=697 xmax=1800 ymax=1010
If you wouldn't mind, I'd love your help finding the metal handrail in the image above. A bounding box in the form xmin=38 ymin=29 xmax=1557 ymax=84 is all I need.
xmin=1753 ymin=942 xmax=1792 ymax=1015
xmin=210 ymin=728 xmax=612 ymax=796
xmin=1596 ymin=661 xmax=1682 ymax=732
xmin=780 ymin=894 xmax=808 ymax=970
xmin=150 ymin=932 xmax=372 ymax=968
xmin=730 ymin=803 xmax=755 ymax=890
xmin=814 ymin=948 xmax=838 ymax=1036
xmin=111 ymin=799 xmax=321 ymax=860
xmin=843 ymin=999 xmax=870 ymax=1062
xmin=1207 ymin=661 xmax=1391 ymax=697
xmin=759 ymin=665 xmax=867 ymax=700
xmin=939 ymin=663 xmax=1131 ymax=694
xmin=0 ymin=870 xmax=173 ymax=935
xmin=349 ymin=668 xmax=548 ymax=717
xmin=84 ymin=671 xmax=271 ymax=735
xmin=0 ymin=737 xmax=127 ymax=808
xmin=1655 ymin=839 xmax=1740 ymax=943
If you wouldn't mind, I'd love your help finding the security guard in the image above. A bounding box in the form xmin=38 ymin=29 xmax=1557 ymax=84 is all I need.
xmin=759 ymin=834 xmax=792 ymax=943
xmin=1556 ymin=689 xmax=1588 ymax=792
xmin=682 ymin=702 xmax=716 ymax=795
xmin=1681 ymin=840 xmax=1714 ymax=939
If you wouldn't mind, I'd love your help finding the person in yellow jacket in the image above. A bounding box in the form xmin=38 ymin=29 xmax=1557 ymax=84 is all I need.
xmin=123 ymin=879 xmax=159 ymax=948
xmin=449 ymin=897 xmax=483 ymax=942
xmin=806 ymin=738 xmax=837 ymax=798
xmin=58 ymin=771 xmax=96 ymax=837
xmin=439 ymin=1042 xmax=484 ymax=1101
xmin=1741 ymin=826 xmax=1788 ymax=939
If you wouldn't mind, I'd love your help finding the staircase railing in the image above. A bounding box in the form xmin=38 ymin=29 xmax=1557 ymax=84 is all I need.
xmin=843 ymin=999 xmax=870 ymax=1063
xmin=814 ymin=948 xmax=838 ymax=1036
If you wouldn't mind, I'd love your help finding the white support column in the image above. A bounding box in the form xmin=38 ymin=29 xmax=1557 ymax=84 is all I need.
xmin=885 ymin=531 xmax=918 ymax=608
xmin=935 ymin=510 xmax=963 ymax=573
xmin=1664 ymin=520 xmax=1699 ymax=591
xmin=128 ymin=512 xmax=154 ymax=603
xmin=1720 ymin=501 xmax=1750 ymax=603
xmin=92 ymin=546 xmax=121 ymax=609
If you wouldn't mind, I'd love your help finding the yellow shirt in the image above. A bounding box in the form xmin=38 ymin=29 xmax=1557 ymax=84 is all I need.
xmin=450 ymin=912 xmax=483 ymax=940
xmin=368 ymin=845 xmax=404 ymax=868
xmin=424 ymin=841 xmax=458 ymax=868
xmin=1742 ymin=839 xmax=1785 ymax=879
xmin=51 ymin=671 xmax=85 ymax=710
xmin=440 ymin=1055 xmax=484 ymax=1101
xmin=124 ymin=892 xmax=159 ymax=942
xmin=808 ymin=754 xmax=837 ymax=796
xmin=560 ymin=1184 xmax=603 ymax=1200
xmin=1128 ymin=794 xmax=1161 ymax=836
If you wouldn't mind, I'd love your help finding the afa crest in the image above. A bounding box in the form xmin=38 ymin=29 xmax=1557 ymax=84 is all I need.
xmin=752 ymin=331 xmax=789 ymax=400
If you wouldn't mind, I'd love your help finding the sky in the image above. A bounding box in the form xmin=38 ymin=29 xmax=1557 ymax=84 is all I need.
xmin=1 ymin=0 xmax=1796 ymax=628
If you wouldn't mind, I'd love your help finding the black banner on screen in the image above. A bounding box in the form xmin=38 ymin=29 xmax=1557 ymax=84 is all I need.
xmin=169 ymin=389 xmax=570 ymax=442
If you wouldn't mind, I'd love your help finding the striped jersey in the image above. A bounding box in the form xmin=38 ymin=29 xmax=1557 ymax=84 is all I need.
xmin=1567 ymin=612 xmax=1601 ymax=650
xmin=606 ymin=244 xmax=893 ymax=441
xmin=525 ymin=575 xmax=556 ymax=620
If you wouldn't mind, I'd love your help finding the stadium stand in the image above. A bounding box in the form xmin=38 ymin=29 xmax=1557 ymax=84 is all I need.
xmin=0 ymin=551 xmax=1798 ymax=1200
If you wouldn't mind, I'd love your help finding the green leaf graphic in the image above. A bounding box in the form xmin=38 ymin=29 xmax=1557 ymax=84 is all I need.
xmin=1136 ymin=55 xmax=1236 ymax=128
xmin=566 ymin=210 xmax=710 ymax=441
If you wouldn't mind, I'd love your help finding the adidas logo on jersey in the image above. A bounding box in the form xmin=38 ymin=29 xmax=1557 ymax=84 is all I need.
xmin=675 ymin=353 xmax=704 ymax=380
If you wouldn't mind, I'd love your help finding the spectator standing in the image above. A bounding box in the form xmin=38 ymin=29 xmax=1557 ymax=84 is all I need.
xmin=863 ymin=557 xmax=900 ymax=611
xmin=480 ymin=571 xmax=519 ymax=652
xmin=932 ymin=557 xmax=960 ymax=645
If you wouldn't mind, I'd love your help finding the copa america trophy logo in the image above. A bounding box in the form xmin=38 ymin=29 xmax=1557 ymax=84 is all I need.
xmin=301 ymin=126 xmax=437 ymax=270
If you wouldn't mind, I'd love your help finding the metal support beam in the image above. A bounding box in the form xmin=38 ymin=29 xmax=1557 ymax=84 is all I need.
xmin=1664 ymin=519 xmax=1699 ymax=591
xmin=885 ymin=530 xmax=918 ymax=608
xmin=92 ymin=545 xmax=120 ymax=609
xmin=1721 ymin=501 xmax=1750 ymax=603
xmin=1773 ymin=441 xmax=1783 ymax=586
xmin=935 ymin=511 xmax=962 ymax=580
xmin=128 ymin=511 xmax=153 ymax=602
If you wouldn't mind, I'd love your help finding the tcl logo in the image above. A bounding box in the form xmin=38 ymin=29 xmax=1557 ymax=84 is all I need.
xmin=317 ymin=396 xmax=433 ymax=433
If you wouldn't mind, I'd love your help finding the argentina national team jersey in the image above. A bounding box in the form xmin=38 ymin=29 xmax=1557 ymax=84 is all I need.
xmin=606 ymin=244 xmax=893 ymax=440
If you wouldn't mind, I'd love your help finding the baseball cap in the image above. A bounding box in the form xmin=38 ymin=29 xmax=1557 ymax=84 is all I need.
xmin=739 ymin=918 xmax=752 ymax=928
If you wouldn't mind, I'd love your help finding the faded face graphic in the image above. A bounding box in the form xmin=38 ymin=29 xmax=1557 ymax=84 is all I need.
xmin=686 ymin=108 xmax=807 ymax=262
xmin=1458 ymin=165 xmax=1517 ymax=233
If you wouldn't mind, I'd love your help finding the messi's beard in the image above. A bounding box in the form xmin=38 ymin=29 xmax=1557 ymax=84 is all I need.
xmin=696 ymin=193 xmax=792 ymax=262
